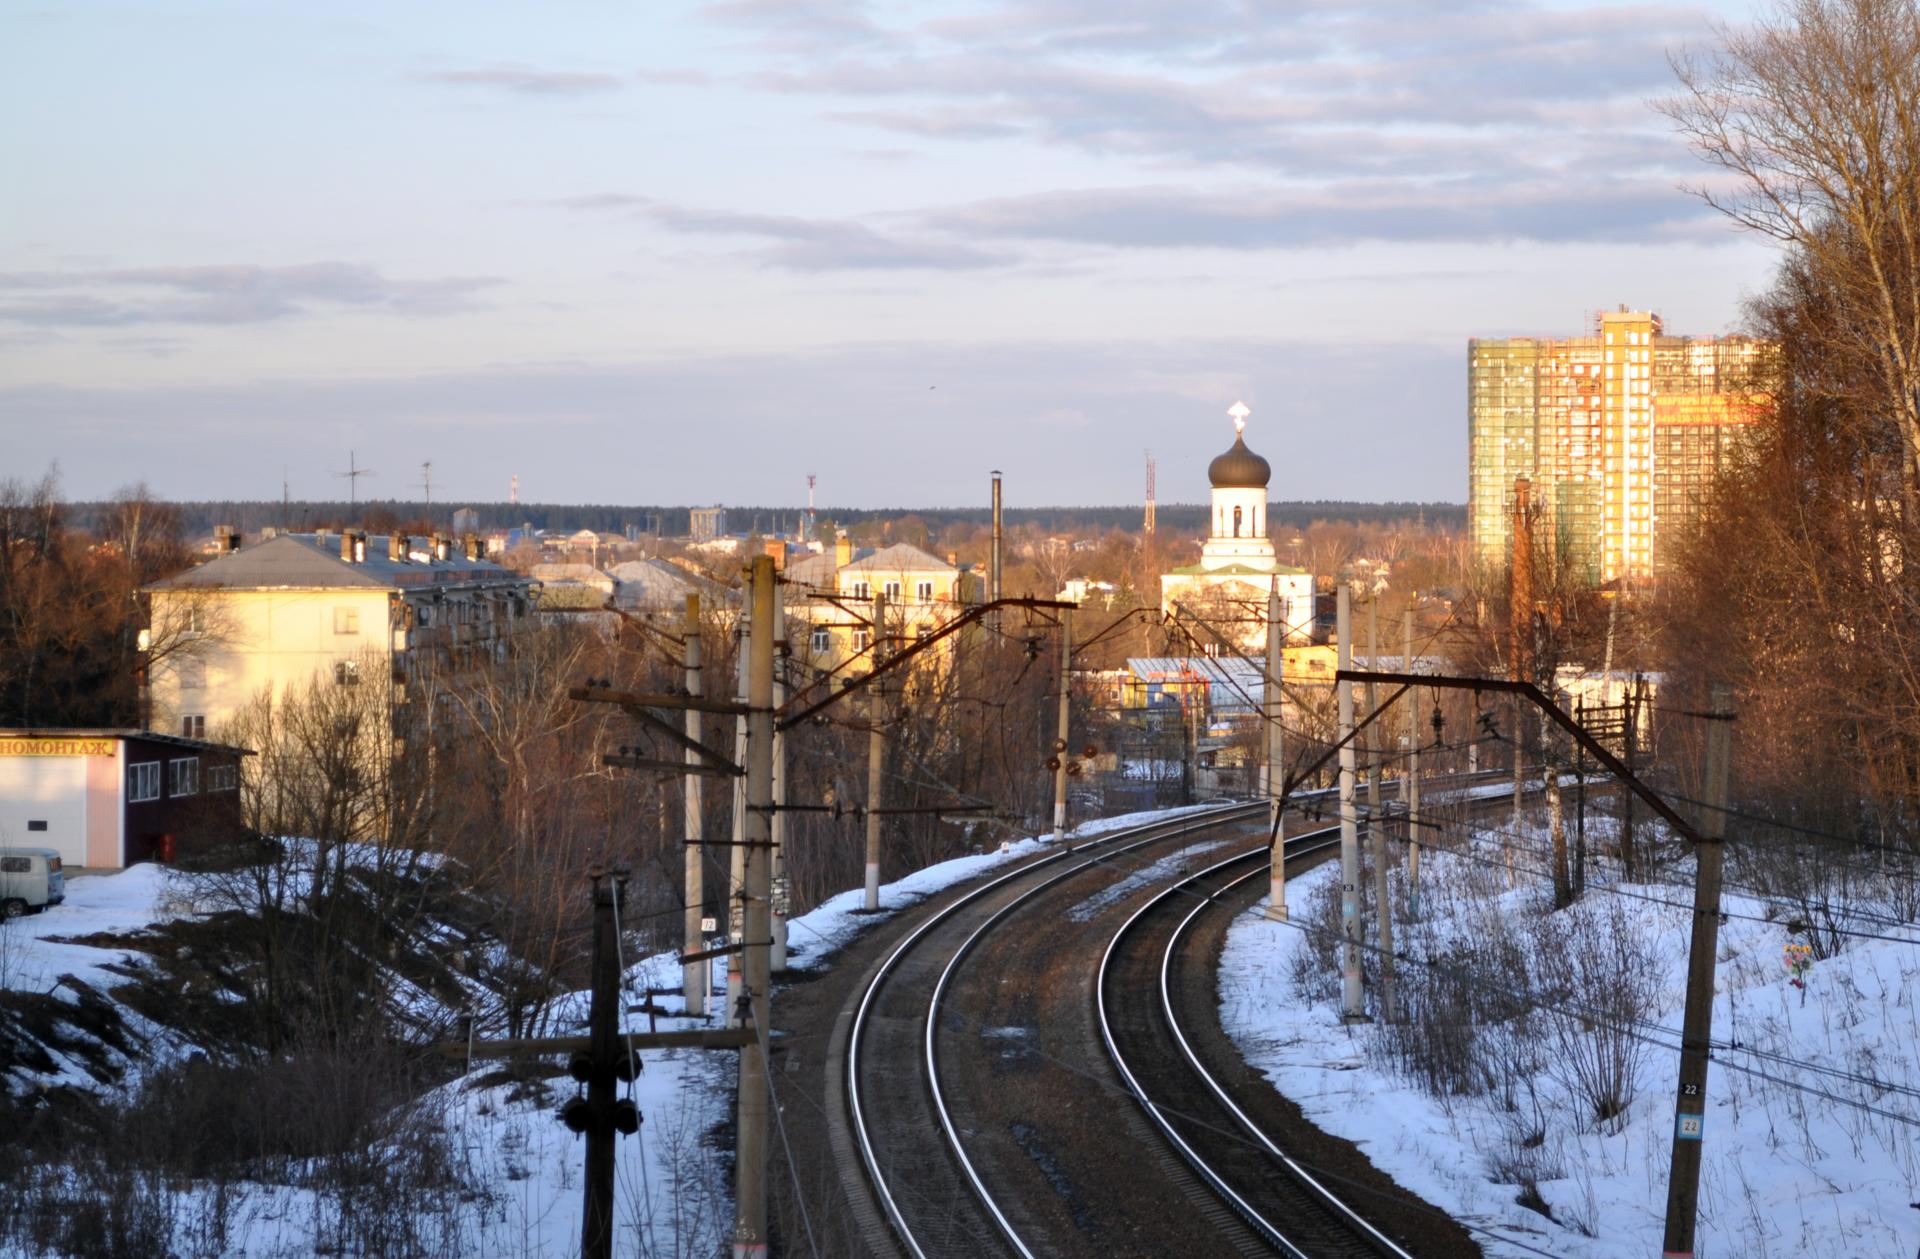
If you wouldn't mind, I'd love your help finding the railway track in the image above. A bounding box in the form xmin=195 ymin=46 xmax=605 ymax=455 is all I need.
xmin=1097 ymin=833 xmax=1417 ymax=1259
xmin=846 ymin=802 xmax=1269 ymax=1258
xmin=841 ymin=773 xmax=1510 ymax=1259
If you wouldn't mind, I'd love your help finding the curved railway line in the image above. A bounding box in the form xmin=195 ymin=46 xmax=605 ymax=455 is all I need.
xmin=839 ymin=775 xmax=1510 ymax=1259
xmin=847 ymin=802 xmax=1268 ymax=1258
xmin=1097 ymin=834 xmax=1416 ymax=1259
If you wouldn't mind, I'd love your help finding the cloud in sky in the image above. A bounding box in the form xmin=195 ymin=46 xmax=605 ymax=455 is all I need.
xmin=0 ymin=264 xmax=500 ymax=328
xmin=513 ymin=0 xmax=1734 ymax=273
xmin=551 ymin=176 xmax=1719 ymax=272
xmin=2 ymin=0 xmax=1776 ymax=510
xmin=558 ymin=195 xmax=1013 ymax=270
xmin=925 ymin=180 xmax=1719 ymax=250
xmin=411 ymin=63 xmax=626 ymax=94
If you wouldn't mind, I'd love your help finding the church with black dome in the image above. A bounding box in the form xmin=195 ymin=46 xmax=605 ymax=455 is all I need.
xmin=1158 ymin=402 xmax=1315 ymax=650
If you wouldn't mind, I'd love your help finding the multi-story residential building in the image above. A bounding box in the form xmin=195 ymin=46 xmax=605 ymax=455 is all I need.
xmin=142 ymin=529 xmax=534 ymax=739
xmin=689 ymin=506 xmax=728 ymax=543
xmin=1468 ymin=309 xmax=1773 ymax=583
xmin=786 ymin=540 xmax=980 ymax=671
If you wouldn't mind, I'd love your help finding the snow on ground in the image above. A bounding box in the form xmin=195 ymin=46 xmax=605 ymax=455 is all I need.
xmin=0 ymin=864 xmax=181 ymax=994
xmin=1066 ymin=838 xmax=1235 ymax=923
xmin=3 ymin=803 xmax=1240 ymax=1256
xmin=1219 ymin=828 xmax=1920 ymax=1259
xmin=780 ymin=801 xmax=1235 ymax=972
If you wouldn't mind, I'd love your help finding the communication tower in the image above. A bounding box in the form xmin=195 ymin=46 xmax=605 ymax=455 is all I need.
xmin=1144 ymin=452 xmax=1157 ymax=535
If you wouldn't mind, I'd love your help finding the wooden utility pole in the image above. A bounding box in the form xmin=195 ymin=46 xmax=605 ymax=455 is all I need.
xmin=1509 ymin=475 xmax=1535 ymax=682
xmin=727 ymin=616 xmax=749 ymax=1026
xmin=734 ymin=556 xmax=777 ymax=1259
xmin=1264 ymin=580 xmax=1287 ymax=920
xmin=1509 ymin=476 xmax=1535 ymax=888
xmin=863 ymin=590 xmax=888 ymax=911
xmin=1661 ymin=682 xmax=1735 ymax=1259
xmin=581 ymin=871 xmax=632 ymax=1259
xmin=1052 ymin=605 xmax=1073 ymax=845
xmin=1365 ymin=592 xmax=1383 ymax=840
xmin=1509 ymin=691 xmax=1524 ymax=887
xmin=1621 ymin=675 xmax=1642 ymax=880
xmin=1403 ymin=608 xmax=1422 ymax=918
xmin=1574 ymin=694 xmax=1587 ymax=900
xmin=1547 ymin=697 xmax=1570 ymax=908
xmin=1368 ymin=592 xmax=1396 ymax=1021
xmin=682 ymin=594 xmax=706 ymax=1016
xmin=1337 ymin=580 xmax=1367 ymax=1021
xmin=770 ymin=591 xmax=789 ymax=973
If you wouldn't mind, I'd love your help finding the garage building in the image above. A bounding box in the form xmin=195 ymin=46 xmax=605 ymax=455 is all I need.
xmin=0 ymin=730 xmax=249 ymax=870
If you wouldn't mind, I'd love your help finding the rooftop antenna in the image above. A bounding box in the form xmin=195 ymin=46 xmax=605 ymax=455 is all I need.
xmin=281 ymin=465 xmax=290 ymax=530
xmin=1144 ymin=451 xmax=1157 ymax=535
xmin=420 ymin=460 xmax=433 ymax=512
xmin=336 ymin=450 xmax=376 ymax=510
xmin=805 ymin=473 xmax=818 ymax=541
xmin=510 ymin=473 xmax=520 ymax=506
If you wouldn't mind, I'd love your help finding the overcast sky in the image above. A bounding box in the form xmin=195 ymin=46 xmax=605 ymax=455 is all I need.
xmin=0 ymin=0 xmax=1779 ymax=509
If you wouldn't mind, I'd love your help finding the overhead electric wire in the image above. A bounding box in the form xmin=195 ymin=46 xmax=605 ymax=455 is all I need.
xmin=1414 ymin=809 xmax=1920 ymax=947
xmin=1397 ymin=814 xmax=1920 ymax=1104
xmin=1042 ymin=810 xmax=1920 ymax=1130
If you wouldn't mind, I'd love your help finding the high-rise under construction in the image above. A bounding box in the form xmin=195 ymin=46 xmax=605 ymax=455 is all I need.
xmin=1468 ymin=309 xmax=1774 ymax=584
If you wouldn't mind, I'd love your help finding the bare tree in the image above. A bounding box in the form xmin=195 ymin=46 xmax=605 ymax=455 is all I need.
xmin=1661 ymin=0 xmax=1920 ymax=495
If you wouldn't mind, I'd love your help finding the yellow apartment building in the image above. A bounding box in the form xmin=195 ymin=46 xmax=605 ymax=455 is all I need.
xmin=143 ymin=529 xmax=534 ymax=741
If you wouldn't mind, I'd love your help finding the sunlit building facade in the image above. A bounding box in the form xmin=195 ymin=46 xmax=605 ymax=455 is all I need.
xmin=1468 ymin=310 xmax=1773 ymax=584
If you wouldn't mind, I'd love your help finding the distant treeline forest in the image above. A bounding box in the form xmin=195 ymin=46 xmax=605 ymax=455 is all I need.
xmin=67 ymin=499 xmax=1465 ymax=539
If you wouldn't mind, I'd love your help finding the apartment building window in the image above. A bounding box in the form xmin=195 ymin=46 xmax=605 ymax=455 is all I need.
xmin=916 ymin=580 xmax=934 ymax=602
xmin=128 ymin=761 xmax=161 ymax=803
xmin=853 ymin=628 xmax=871 ymax=652
xmin=335 ymin=660 xmax=361 ymax=686
xmin=169 ymin=757 xmax=199 ymax=796
xmin=180 ymin=714 xmax=206 ymax=740
xmin=851 ymin=580 xmax=870 ymax=601
xmin=177 ymin=658 xmax=206 ymax=690
xmin=184 ymin=604 xmax=205 ymax=634
xmin=810 ymin=627 xmax=830 ymax=654
xmin=207 ymin=764 xmax=239 ymax=792
xmin=334 ymin=607 xmax=360 ymax=634
xmin=883 ymin=580 xmax=901 ymax=600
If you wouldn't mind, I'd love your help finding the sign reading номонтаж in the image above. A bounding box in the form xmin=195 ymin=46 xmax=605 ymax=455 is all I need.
xmin=0 ymin=739 xmax=117 ymax=757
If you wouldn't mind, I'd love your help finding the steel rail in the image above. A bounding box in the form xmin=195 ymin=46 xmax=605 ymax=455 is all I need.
xmin=1096 ymin=836 xmax=1335 ymax=1257
xmin=848 ymin=801 xmax=1270 ymax=1259
xmin=1173 ymin=846 xmax=1414 ymax=1256
xmin=1097 ymin=768 xmax=1540 ymax=1259
xmin=850 ymin=767 xmax=1504 ymax=1258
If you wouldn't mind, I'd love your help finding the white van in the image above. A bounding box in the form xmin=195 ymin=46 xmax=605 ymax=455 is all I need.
xmin=0 ymin=847 xmax=65 ymax=918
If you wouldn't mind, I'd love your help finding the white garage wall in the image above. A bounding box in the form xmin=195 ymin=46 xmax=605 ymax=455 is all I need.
xmin=0 ymin=756 xmax=88 ymax=868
